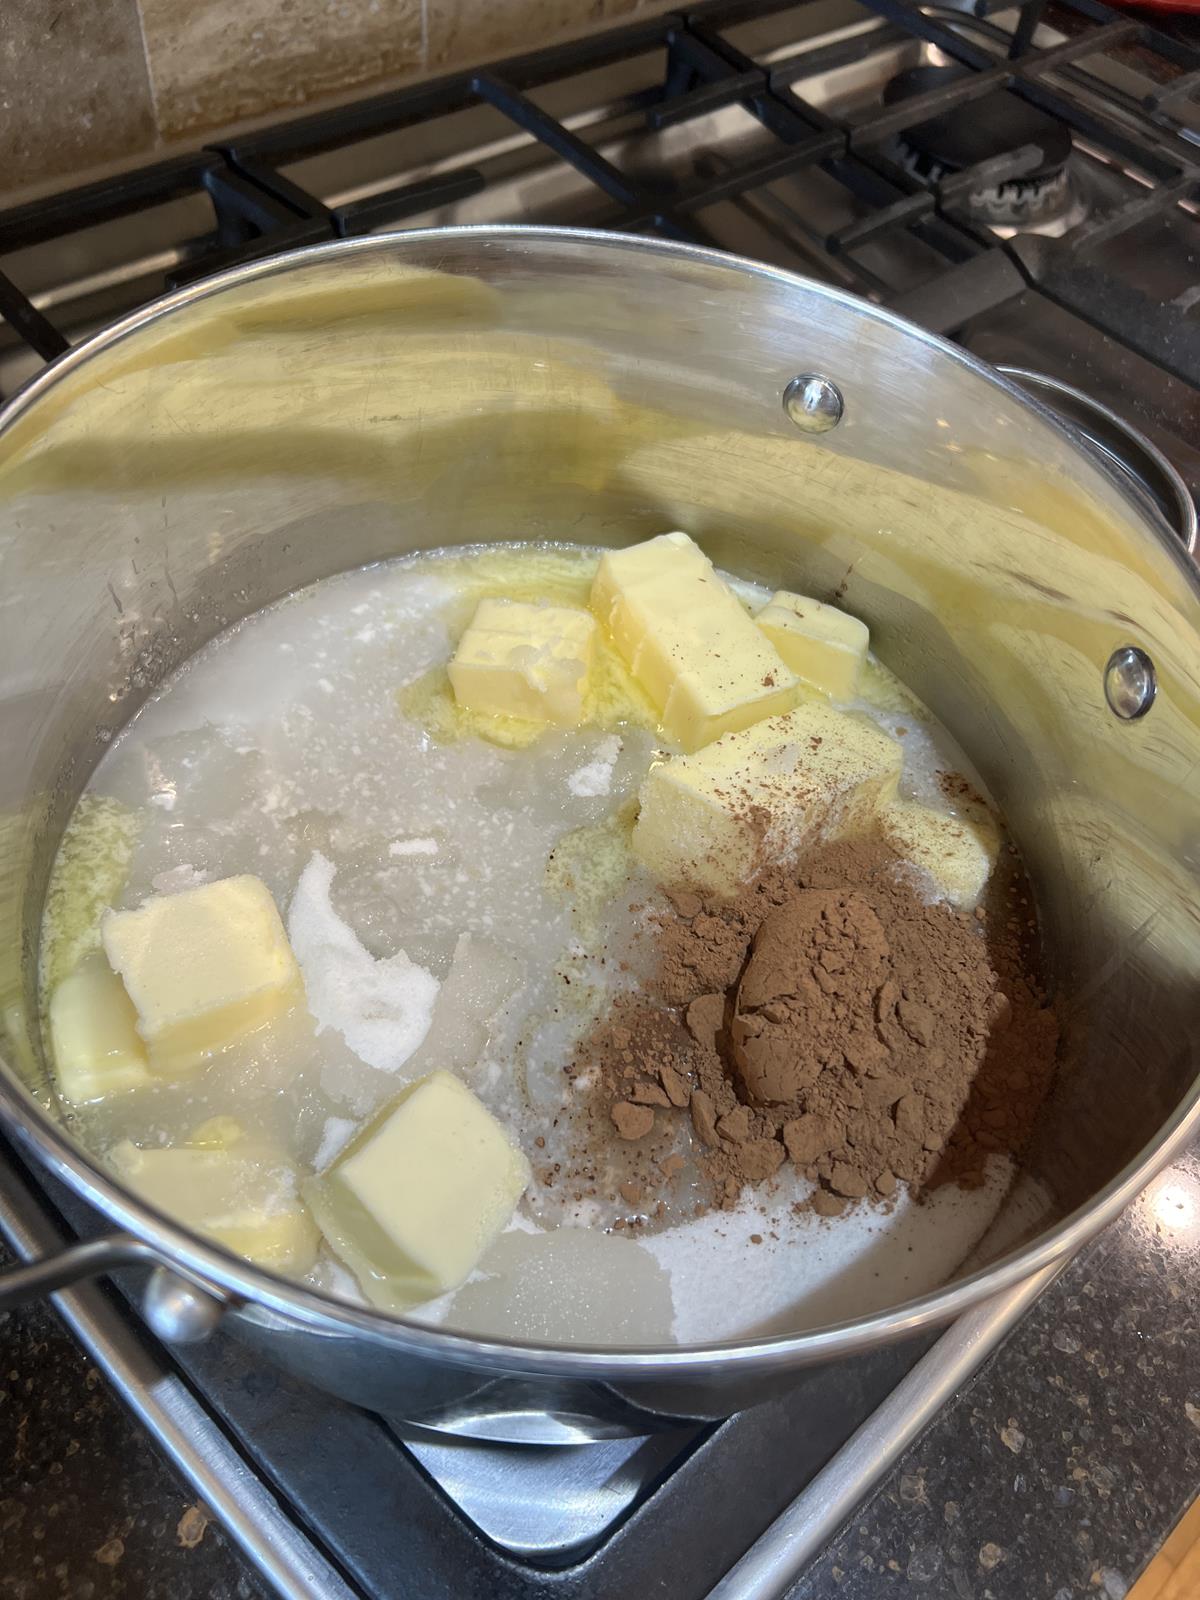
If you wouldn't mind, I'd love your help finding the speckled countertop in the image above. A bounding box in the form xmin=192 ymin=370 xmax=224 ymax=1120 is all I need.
xmin=791 ymin=1145 xmax=1200 ymax=1600
xmin=3 ymin=1146 xmax=1199 ymax=1600
xmin=0 ymin=1278 xmax=260 ymax=1600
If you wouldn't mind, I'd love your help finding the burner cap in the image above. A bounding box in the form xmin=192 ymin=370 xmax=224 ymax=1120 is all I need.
xmin=883 ymin=65 xmax=1073 ymax=184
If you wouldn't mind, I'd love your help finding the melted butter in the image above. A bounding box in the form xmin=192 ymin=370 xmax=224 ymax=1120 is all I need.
xmin=398 ymin=545 xmax=658 ymax=749
xmin=42 ymin=796 xmax=139 ymax=994
xmin=545 ymin=798 xmax=639 ymax=944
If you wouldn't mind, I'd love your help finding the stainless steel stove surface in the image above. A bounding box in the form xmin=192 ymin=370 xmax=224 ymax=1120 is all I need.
xmin=0 ymin=1 xmax=1196 ymax=1596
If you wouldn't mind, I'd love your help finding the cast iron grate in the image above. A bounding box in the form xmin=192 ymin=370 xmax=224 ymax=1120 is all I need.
xmin=0 ymin=0 xmax=1197 ymax=378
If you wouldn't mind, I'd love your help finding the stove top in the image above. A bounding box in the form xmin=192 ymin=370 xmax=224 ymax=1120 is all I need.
xmin=1 ymin=0 xmax=1198 ymax=493
xmin=0 ymin=1 xmax=1196 ymax=1595
xmin=884 ymin=62 xmax=1078 ymax=229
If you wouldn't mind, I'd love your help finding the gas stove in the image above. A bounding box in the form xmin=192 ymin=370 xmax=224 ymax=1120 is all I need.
xmin=1 ymin=0 xmax=1198 ymax=497
xmin=0 ymin=1 xmax=1197 ymax=1596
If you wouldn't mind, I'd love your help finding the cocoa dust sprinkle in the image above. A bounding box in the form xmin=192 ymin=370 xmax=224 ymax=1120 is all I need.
xmin=567 ymin=831 xmax=1058 ymax=1218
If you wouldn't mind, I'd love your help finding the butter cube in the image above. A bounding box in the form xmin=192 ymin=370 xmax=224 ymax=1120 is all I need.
xmin=102 ymin=875 xmax=302 ymax=1074
xmin=48 ymin=954 xmax=153 ymax=1104
xmin=881 ymin=800 xmax=1000 ymax=910
xmin=756 ymin=591 xmax=869 ymax=702
xmin=591 ymin=532 xmax=799 ymax=752
xmin=304 ymin=1069 xmax=531 ymax=1313
xmin=591 ymin=531 xmax=705 ymax=619
xmin=109 ymin=1130 xmax=319 ymax=1273
xmin=448 ymin=599 xmax=596 ymax=725
xmin=593 ymin=531 xmax=711 ymax=669
xmin=633 ymin=701 xmax=903 ymax=896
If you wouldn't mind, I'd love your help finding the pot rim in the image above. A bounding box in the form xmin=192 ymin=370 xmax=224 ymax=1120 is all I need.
xmin=3 ymin=224 xmax=1198 ymax=1376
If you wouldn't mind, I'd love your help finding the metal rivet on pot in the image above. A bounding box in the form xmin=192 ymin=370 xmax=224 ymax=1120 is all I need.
xmin=783 ymin=374 xmax=844 ymax=434
xmin=142 ymin=1266 xmax=225 ymax=1344
xmin=1104 ymin=646 xmax=1156 ymax=720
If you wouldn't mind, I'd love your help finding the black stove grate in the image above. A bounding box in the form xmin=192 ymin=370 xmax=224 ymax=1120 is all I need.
xmin=1 ymin=0 xmax=1198 ymax=380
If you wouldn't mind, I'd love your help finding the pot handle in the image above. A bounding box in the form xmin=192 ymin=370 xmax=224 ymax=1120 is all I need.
xmin=0 ymin=1233 xmax=160 ymax=1307
xmin=997 ymin=366 xmax=1198 ymax=558
xmin=0 ymin=1235 xmax=227 ymax=1343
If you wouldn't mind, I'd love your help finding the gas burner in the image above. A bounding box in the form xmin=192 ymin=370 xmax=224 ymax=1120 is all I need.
xmin=883 ymin=64 xmax=1080 ymax=232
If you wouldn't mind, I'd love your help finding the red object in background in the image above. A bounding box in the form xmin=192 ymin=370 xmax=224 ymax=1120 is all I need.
xmin=1116 ymin=1 xmax=1200 ymax=16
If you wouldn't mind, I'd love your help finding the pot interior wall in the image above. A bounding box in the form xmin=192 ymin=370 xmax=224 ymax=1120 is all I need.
xmin=1 ymin=232 xmax=1198 ymax=1308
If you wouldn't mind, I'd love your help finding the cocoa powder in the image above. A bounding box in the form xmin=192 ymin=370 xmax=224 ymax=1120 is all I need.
xmin=732 ymin=890 xmax=892 ymax=1103
xmin=571 ymin=831 xmax=1059 ymax=1217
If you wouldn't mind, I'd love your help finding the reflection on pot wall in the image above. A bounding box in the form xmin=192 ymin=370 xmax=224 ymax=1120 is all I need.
xmin=2 ymin=0 xmax=665 ymax=200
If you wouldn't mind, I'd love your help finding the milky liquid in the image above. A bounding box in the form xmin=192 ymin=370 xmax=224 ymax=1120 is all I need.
xmin=45 ymin=543 xmax=1031 ymax=1346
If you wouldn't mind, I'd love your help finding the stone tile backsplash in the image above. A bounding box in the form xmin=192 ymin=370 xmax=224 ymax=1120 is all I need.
xmin=2 ymin=0 xmax=157 ymax=195
xmin=2 ymin=0 xmax=661 ymax=198
xmin=140 ymin=0 xmax=425 ymax=139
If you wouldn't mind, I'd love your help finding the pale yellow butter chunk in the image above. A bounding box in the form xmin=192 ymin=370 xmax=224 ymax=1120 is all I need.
xmin=591 ymin=531 xmax=799 ymax=752
xmin=881 ymin=800 xmax=1000 ymax=910
xmin=448 ymin=598 xmax=596 ymax=726
xmin=303 ymin=1069 xmax=531 ymax=1314
xmin=593 ymin=531 xmax=711 ymax=667
xmin=590 ymin=530 xmax=707 ymax=622
xmin=109 ymin=1131 xmax=319 ymax=1273
xmin=101 ymin=875 xmax=302 ymax=1074
xmin=633 ymin=700 xmax=903 ymax=897
xmin=755 ymin=591 xmax=869 ymax=702
xmin=48 ymin=954 xmax=153 ymax=1104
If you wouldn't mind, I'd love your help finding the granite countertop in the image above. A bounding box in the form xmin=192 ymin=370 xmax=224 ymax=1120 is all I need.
xmin=792 ymin=1144 xmax=1200 ymax=1600
xmin=0 ymin=1275 xmax=261 ymax=1600
xmin=3 ymin=1146 xmax=1199 ymax=1600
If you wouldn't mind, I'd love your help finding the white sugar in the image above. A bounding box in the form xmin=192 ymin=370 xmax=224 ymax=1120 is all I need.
xmin=314 ymin=1115 xmax=358 ymax=1172
xmin=567 ymin=734 xmax=622 ymax=797
xmin=287 ymin=851 xmax=439 ymax=1076
xmin=643 ymin=1159 xmax=1015 ymax=1343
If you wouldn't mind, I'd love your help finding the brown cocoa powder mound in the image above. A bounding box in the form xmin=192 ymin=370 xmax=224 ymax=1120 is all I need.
xmin=731 ymin=890 xmax=892 ymax=1103
xmin=570 ymin=830 xmax=1059 ymax=1216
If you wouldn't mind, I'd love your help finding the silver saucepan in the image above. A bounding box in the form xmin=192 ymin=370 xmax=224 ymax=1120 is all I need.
xmin=1 ymin=229 xmax=1198 ymax=1443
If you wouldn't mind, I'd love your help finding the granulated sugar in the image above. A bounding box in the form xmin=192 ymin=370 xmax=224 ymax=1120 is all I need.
xmin=643 ymin=1158 xmax=1018 ymax=1342
xmin=314 ymin=1116 xmax=358 ymax=1172
xmin=567 ymin=735 xmax=623 ymax=798
xmin=287 ymin=851 xmax=440 ymax=1075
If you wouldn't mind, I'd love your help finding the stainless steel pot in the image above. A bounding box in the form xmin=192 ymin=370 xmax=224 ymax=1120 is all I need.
xmin=1 ymin=228 xmax=1198 ymax=1443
